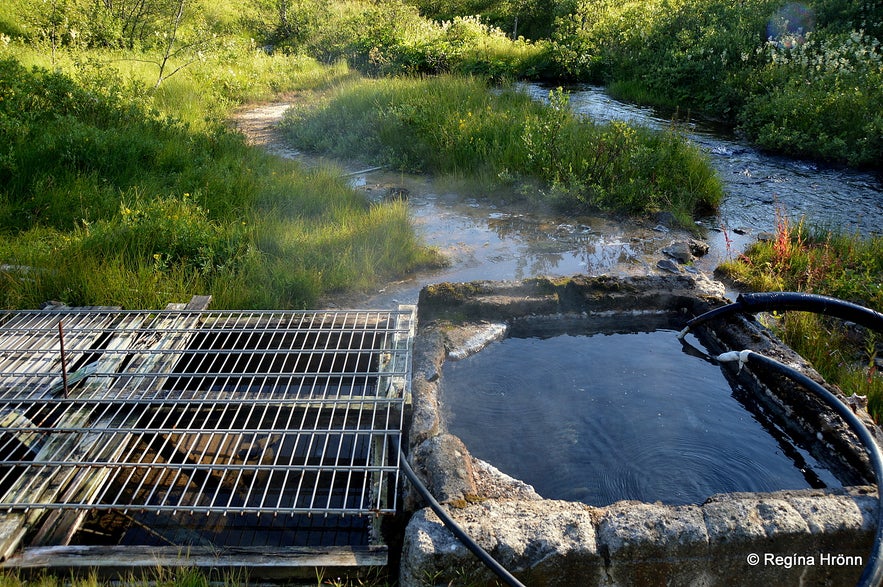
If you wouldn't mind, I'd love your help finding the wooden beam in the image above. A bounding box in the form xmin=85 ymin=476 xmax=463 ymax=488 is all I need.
xmin=3 ymin=545 xmax=387 ymax=581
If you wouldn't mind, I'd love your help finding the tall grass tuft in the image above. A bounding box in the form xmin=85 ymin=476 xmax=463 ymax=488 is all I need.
xmin=282 ymin=76 xmax=722 ymax=224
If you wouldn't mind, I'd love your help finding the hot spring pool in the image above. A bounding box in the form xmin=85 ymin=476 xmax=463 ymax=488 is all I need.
xmin=441 ymin=328 xmax=842 ymax=506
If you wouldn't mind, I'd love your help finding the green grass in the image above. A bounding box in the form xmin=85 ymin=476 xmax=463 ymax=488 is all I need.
xmin=718 ymin=212 xmax=883 ymax=420
xmin=0 ymin=50 xmax=440 ymax=310
xmin=550 ymin=0 xmax=883 ymax=169
xmin=0 ymin=566 xmax=389 ymax=587
xmin=282 ymin=75 xmax=723 ymax=225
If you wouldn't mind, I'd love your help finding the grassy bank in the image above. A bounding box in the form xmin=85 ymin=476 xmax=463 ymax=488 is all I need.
xmin=282 ymin=76 xmax=723 ymax=225
xmin=243 ymin=0 xmax=551 ymax=79
xmin=718 ymin=213 xmax=883 ymax=420
xmin=0 ymin=51 xmax=438 ymax=310
xmin=550 ymin=0 xmax=883 ymax=169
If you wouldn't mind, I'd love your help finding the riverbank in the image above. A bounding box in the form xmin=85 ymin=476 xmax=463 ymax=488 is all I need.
xmin=232 ymin=92 xmax=717 ymax=310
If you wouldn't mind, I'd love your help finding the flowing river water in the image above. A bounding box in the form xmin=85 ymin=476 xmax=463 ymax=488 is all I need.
xmin=234 ymin=84 xmax=883 ymax=309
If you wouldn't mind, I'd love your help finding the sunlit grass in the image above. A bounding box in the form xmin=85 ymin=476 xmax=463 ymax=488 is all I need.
xmin=718 ymin=214 xmax=883 ymax=420
xmin=282 ymin=75 xmax=722 ymax=224
xmin=0 ymin=48 xmax=439 ymax=310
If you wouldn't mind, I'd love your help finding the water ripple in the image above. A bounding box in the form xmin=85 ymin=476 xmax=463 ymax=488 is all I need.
xmin=442 ymin=330 xmax=841 ymax=506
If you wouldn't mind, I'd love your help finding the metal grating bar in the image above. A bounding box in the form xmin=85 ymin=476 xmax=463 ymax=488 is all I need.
xmin=0 ymin=308 xmax=413 ymax=519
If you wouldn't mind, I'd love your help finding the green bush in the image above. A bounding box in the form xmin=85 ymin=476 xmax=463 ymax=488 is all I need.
xmin=549 ymin=0 xmax=883 ymax=168
xmin=250 ymin=0 xmax=552 ymax=79
xmin=739 ymin=29 xmax=883 ymax=166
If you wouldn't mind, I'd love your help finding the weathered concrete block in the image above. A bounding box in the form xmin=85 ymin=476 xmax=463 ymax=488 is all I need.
xmin=411 ymin=434 xmax=477 ymax=505
xmin=400 ymin=500 xmax=603 ymax=587
xmin=472 ymin=458 xmax=541 ymax=502
xmin=403 ymin=276 xmax=880 ymax=587
xmin=409 ymin=378 xmax=439 ymax=448
xmin=599 ymin=501 xmax=709 ymax=555
xmin=411 ymin=327 xmax=446 ymax=383
xmin=703 ymin=496 xmax=809 ymax=547
xmin=786 ymin=491 xmax=874 ymax=535
xmin=598 ymin=501 xmax=710 ymax=586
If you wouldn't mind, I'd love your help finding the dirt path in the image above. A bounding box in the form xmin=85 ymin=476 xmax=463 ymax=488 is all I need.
xmin=230 ymin=99 xmax=302 ymax=159
xmin=229 ymin=99 xmax=714 ymax=309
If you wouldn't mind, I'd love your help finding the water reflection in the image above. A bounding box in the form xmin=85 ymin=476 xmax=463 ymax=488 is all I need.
xmin=441 ymin=329 xmax=843 ymax=506
xmin=312 ymin=84 xmax=882 ymax=308
xmin=519 ymin=82 xmax=883 ymax=237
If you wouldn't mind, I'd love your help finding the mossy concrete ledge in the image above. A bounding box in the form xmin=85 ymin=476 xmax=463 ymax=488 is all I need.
xmin=401 ymin=274 xmax=881 ymax=586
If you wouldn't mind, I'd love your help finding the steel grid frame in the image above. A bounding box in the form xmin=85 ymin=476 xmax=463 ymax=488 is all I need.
xmin=0 ymin=308 xmax=413 ymax=519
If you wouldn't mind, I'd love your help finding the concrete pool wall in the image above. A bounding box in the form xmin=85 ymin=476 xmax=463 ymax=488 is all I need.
xmin=400 ymin=274 xmax=880 ymax=586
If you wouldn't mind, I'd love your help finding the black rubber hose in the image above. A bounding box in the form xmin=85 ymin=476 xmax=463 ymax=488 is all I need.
xmin=715 ymin=350 xmax=883 ymax=587
xmin=680 ymin=292 xmax=883 ymax=336
xmin=397 ymin=446 xmax=527 ymax=587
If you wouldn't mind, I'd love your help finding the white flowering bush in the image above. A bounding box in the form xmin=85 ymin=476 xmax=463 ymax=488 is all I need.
xmin=740 ymin=26 xmax=883 ymax=166
xmin=551 ymin=0 xmax=882 ymax=167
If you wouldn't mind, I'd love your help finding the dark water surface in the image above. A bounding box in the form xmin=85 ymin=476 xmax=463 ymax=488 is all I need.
xmin=441 ymin=329 xmax=841 ymax=506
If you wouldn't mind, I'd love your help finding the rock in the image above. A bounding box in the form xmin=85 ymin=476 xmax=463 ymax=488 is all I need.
xmin=654 ymin=211 xmax=677 ymax=229
xmin=662 ymin=240 xmax=708 ymax=265
xmin=656 ymin=258 xmax=683 ymax=274
xmin=662 ymin=242 xmax=695 ymax=263
xmin=689 ymin=239 xmax=710 ymax=257
xmin=400 ymin=500 xmax=602 ymax=587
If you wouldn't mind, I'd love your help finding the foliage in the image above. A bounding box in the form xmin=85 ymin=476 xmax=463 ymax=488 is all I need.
xmin=739 ymin=28 xmax=883 ymax=166
xmin=282 ymin=77 xmax=722 ymax=223
xmin=549 ymin=0 xmax=883 ymax=168
xmin=1 ymin=0 xmax=232 ymax=51
xmin=0 ymin=53 xmax=437 ymax=310
xmin=718 ymin=211 xmax=883 ymax=420
xmin=407 ymin=0 xmax=577 ymax=40
xmin=244 ymin=0 xmax=553 ymax=79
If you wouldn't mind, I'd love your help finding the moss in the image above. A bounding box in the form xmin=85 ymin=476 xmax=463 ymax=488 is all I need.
xmin=523 ymin=276 xmax=567 ymax=295
xmin=420 ymin=281 xmax=491 ymax=304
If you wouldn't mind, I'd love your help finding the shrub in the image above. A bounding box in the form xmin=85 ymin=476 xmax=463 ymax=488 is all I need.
xmin=549 ymin=0 xmax=883 ymax=168
xmin=739 ymin=29 xmax=883 ymax=167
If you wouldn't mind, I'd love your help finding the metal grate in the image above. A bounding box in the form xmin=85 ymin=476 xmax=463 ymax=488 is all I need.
xmin=0 ymin=308 xmax=413 ymax=525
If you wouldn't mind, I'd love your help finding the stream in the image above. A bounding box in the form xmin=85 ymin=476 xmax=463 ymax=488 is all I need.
xmin=234 ymin=85 xmax=883 ymax=309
